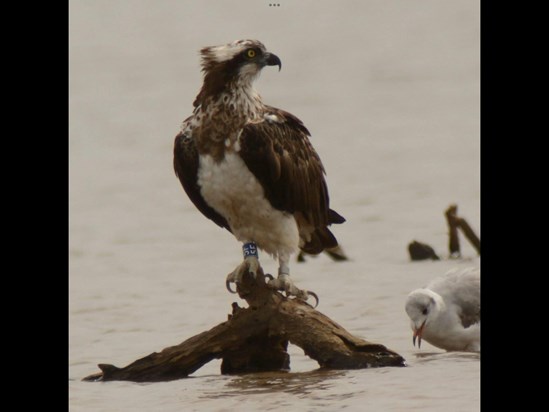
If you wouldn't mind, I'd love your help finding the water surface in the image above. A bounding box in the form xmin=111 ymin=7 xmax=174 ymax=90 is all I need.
xmin=69 ymin=1 xmax=480 ymax=410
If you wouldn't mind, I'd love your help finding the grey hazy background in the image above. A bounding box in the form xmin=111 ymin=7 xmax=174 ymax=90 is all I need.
xmin=70 ymin=1 xmax=480 ymax=410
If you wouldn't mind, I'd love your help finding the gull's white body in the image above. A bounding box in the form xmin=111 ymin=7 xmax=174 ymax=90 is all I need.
xmin=405 ymin=267 xmax=480 ymax=352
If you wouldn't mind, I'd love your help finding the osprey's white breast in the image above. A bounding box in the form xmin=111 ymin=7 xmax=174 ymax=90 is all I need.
xmin=197 ymin=152 xmax=299 ymax=259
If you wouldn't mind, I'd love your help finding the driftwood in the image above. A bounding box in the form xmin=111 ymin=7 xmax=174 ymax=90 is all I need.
xmin=408 ymin=240 xmax=440 ymax=261
xmin=445 ymin=204 xmax=481 ymax=255
xmin=408 ymin=204 xmax=480 ymax=261
xmin=445 ymin=204 xmax=462 ymax=257
xmin=83 ymin=266 xmax=405 ymax=382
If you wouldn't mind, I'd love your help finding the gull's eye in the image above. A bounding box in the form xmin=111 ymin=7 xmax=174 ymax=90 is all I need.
xmin=246 ymin=49 xmax=256 ymax=58
xmin=422 ymin=308 xmax=428 ymax=315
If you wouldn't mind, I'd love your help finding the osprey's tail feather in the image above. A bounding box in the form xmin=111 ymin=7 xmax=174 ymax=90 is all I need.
xmin=301 ymin=226 xmax=341 ymax=255
xmin=299 ymin=208 xmax=347 ymax=256
xmin=328 ymin=208 xmax=346 ymax=225
xmin=323 ymin=245 xmax=348 ymax=261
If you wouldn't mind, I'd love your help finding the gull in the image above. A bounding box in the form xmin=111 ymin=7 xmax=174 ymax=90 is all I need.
xmin=405 ymin=267 xmax=480 ymax=352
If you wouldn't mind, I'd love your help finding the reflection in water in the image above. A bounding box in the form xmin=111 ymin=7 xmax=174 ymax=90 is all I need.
xmin=414 ymin=351 xmax=480 ymax=364
xmin=202 ymin=369 xmax=348 ymax=399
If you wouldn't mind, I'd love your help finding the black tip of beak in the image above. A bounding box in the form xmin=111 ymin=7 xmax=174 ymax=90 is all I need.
xmin=265 ymin=53 xmax=282 ymax=71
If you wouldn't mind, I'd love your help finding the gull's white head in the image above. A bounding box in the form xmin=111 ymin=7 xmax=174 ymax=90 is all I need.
xmin=404 ymin=289 xmax=443 ymax=348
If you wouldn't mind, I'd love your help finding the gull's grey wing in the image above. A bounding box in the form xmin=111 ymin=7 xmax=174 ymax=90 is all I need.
xmin=428 ymin=267 xmax=480 ymax=328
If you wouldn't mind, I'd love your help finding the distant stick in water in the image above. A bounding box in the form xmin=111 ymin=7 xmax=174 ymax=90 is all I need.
xmin=445 ymin=204 xmax=480 ymax=256
xmin=407 ymin=204 xmax=480 ymax=261
xmin=408 ymin=241 xmax=440 ymax=261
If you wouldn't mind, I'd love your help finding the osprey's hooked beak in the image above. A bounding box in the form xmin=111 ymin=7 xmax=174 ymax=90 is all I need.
xmin=264 ymin=52 xmax=282 ymax=71
xmin=412 ymin=320 xmax=426 ymax=348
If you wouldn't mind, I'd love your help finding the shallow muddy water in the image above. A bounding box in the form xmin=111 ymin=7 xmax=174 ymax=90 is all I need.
xmin=69 ymin=1 xmax=480 ymax=410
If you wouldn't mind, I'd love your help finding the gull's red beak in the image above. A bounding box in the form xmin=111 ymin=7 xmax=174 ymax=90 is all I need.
xmin=412 ymin=321 xmax=426 ymax=348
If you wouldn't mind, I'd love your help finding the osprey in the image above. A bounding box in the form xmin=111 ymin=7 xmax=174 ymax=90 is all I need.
xmin=173 ymin=40 xmax=345 ymax=304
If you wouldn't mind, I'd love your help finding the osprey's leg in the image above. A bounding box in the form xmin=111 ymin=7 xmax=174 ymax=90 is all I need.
xmin=267 ymin=255 xmax=319 ymax=307
xmin=226 ymin=242 xmax=260 ymax=293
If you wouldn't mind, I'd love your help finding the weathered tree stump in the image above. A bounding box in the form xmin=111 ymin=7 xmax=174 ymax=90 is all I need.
xmin=445 ymin=204 xmax=481 ymax=256
xmin=83 ymin=266 xmax=406 ymax=382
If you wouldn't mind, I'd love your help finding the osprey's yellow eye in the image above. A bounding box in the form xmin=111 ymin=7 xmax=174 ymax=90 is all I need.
xmin=246 ymin=49 xmax=256 ymax=58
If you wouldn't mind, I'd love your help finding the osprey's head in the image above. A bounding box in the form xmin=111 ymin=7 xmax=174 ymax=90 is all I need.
xmin=197 ymin=40 xmax=281 ymax=101
xmin=201 ymin=40 xmax=281 ymax=76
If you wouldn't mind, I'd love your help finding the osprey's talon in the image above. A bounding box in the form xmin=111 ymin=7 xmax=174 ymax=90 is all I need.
xmin=225 ymin=256 xmax=260 ymax=293
xmin=225 ymin=278 xmax=237 ymax=294
xmin=304 ymin=290 xmax=319 ymax=308
xmin=286 ymin=288 xmax=319 ymax=308
xmin=267 ymin=274 xmax=319 ymax=307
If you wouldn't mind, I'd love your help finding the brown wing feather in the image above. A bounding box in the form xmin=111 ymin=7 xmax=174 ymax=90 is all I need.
xmin=239 ymin=107 xmax=344 ymax=254
xmin=173 ymin=131 xmax=231 ymax=232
